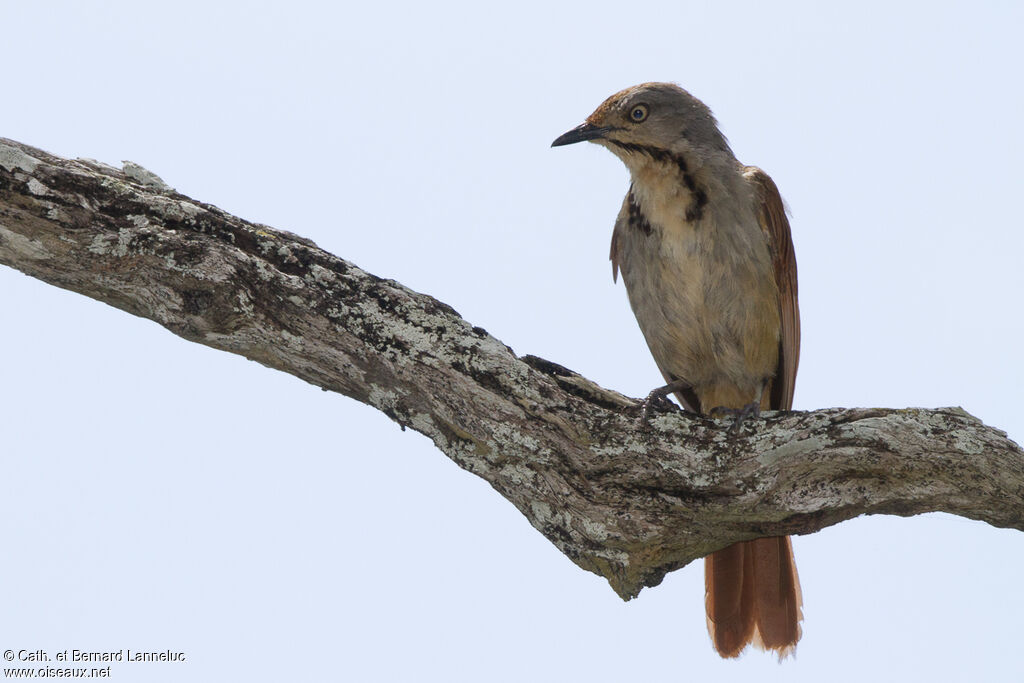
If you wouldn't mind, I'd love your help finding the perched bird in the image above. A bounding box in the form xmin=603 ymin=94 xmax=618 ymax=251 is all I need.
xmin=552 ymin=83 xmax=802 ymax=658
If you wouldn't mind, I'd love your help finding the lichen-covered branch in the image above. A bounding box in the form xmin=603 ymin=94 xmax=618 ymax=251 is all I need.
xmin=2 ymin=137 xmax=1022 ymax=599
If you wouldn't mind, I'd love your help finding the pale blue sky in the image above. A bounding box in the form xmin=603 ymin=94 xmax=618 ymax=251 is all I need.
xmin=2 ymin=2 xmax=1023 ymax=681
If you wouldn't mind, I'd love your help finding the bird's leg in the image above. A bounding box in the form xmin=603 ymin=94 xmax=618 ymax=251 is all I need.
xmin=640 ymin=379 xmax=694 ymax=422
xmin=716 ymin=403 xmax=765 ymax=436
xmin=710 ymin=383 xmax=767 ymax=434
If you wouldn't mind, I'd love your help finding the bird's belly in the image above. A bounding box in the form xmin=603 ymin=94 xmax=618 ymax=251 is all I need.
xmin=619 ymin=234 xmax=779 ymax=398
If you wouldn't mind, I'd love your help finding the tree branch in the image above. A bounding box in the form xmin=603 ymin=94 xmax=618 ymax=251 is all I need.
xmin=2 ymin=137 xmax=1021 ymax=599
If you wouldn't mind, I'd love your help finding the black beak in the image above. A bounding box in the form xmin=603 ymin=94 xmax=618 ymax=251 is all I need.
xmin=551 ymin=122 xmax=610 ymax=147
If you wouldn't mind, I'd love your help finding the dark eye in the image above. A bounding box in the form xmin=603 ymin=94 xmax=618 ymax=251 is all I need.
xmin=630 ymin=104 xmax=649 ymax=122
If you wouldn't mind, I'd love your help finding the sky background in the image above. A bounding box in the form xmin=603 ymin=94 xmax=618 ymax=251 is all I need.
xmin=2 ymin=2 xmax=1023 ymax=681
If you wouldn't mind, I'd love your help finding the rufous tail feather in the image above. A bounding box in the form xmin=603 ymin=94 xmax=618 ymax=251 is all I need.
xmin=705 ymin=537 xmax=802 ymax=659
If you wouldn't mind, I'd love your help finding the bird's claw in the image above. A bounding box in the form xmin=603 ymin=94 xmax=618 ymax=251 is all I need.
xmin=640 ymin=390 xmax=675 ymax=423
xmin=638 ymin=379 xmax=692 ymax=424
xmin=710 ymin=402 xmax=761 ymax=435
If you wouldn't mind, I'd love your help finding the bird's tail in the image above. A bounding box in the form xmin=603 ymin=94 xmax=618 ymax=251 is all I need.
xmin=705 ymin=536 xmax=802 ymax=658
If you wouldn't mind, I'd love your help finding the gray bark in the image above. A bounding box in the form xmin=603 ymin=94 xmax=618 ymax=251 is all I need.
xmin=2 ymin=137 xmax=1021 ymax=600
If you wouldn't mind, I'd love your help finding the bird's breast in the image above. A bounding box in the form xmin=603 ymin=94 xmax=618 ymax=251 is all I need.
xmin=615 ymin=185 xmax=780 ymax=393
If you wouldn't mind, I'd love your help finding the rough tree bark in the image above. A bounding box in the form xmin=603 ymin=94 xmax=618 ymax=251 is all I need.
xmin=2 ymin=137 xmax=1021 ymax=599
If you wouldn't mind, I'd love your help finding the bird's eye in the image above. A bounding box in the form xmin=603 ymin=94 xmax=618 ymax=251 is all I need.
xmin=630 ymin=104 xmax=649 ymax=122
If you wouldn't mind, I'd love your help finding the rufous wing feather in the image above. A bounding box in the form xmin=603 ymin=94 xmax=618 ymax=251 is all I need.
xmin=743 ymin=165 xmax=800 ymax=412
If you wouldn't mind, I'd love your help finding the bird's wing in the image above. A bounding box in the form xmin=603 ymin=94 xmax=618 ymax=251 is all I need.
xmin=744 ymin=166 xmax=800 ymax=410
xmin=610 ymin=193 xmax=629 ymax=283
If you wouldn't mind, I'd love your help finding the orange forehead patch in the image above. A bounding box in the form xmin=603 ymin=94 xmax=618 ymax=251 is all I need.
xmin=585 ymin=82 xmax=665 ymax=125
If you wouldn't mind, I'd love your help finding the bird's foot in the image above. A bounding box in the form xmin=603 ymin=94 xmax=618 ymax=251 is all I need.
xmin=710 ymin=402 xmax=761 ymax=435
xmin=639 ymin=379 xmax=691 ymax=423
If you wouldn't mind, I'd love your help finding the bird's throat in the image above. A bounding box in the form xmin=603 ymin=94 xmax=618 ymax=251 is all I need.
xmin=608 ymin=141 xmax=709 ymax=223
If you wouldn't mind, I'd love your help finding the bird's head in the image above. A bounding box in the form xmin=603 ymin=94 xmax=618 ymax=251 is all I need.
xmin=551 ymin=82 xmax=731 ymax=171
